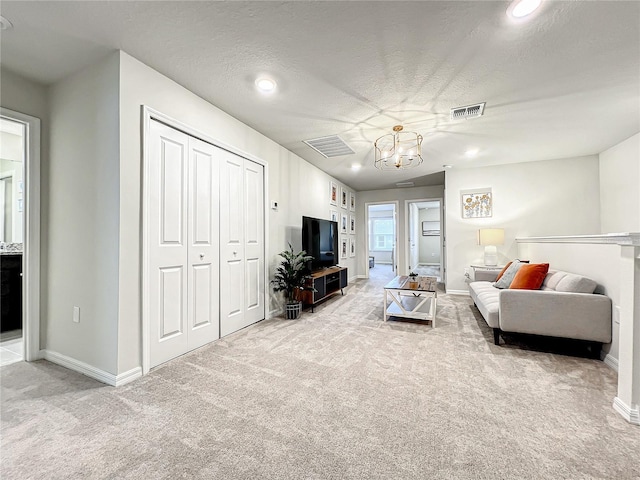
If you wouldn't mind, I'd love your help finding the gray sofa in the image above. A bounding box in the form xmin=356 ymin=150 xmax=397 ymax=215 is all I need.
xmin=469 ymin=269 xmax=612 ymax=349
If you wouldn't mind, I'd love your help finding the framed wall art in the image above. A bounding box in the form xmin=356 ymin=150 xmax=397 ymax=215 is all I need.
xmin=461 ymin=188 xmax=492 ymax=219
xmin=349 ymin=192 xmax=356 ymax=212
xmin=422 ymin=221 xmax=440 ymax=236
xmin=349 ymin=215 xmax=355 ymax=234
xmin=340 ymin=187 xmax=348 ymax=209
xmin=330 ymin=181 xmax=338 ymax=206
xmin=340 ymin=213 xmax=348 ymax=234
xmin=349 ymin=237 xmax=356 ymax=257
xmin=330 ymin=209 xmax=338 ymax=223
xmin=341 ymin=237 xmax=348 ymax=259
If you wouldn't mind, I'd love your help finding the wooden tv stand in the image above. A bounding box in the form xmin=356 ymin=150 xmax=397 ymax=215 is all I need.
xmin=301 ymin=266 xmax=348 ymax=312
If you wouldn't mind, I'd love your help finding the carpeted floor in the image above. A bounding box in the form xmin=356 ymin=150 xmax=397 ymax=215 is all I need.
xmin=2 ymin=268 xmax=638 ymax=479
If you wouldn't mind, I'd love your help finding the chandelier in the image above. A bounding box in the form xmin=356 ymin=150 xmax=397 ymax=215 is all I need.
xmin=374 ymin=125 xmax=423 ymax=170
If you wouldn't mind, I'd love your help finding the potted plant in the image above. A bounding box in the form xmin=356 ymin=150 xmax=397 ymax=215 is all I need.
xmin=408 ymin=271 xmax=419 ymax=287
xmin=272 ymin=243 xmax=314 ymax=319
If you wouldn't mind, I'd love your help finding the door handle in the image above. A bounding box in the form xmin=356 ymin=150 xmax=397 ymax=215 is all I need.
xmin=199 ymin=254 xmax=205 ymax=260
xmin=233 ymin=251 xmax=238 ymax=256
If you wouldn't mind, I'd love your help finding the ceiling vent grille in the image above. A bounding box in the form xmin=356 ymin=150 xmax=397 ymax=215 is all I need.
xmin=450 ymin=102 xmax=486 ymax=121
xmin=395 ymin=181 xmax=415 ymax=188
xmin=303 ymin=135 xmax=355 ymax=158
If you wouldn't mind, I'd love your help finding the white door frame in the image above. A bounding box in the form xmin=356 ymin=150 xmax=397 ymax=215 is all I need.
xmin=0 ymin=108 xmax=41 ymax=361
xmin=404 ymin=198 xmax=445 ymax=280
xmin=141 ymin=106 xmax=269 ymax=375
xmin=364 ymin=201 xmax=399 ymax=278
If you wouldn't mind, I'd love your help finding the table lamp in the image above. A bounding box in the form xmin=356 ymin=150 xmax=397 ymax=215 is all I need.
xmin=478 ymin=228 xmax=504 ymax=266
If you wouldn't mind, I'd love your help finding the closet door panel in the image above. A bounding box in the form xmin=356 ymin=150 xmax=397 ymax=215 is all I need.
xmin=220 ymin=150 xmax=246 ymax=337
xmin=187 ymin=138 xmax=219 ymax=348
xmin=148 ymin=120 xmax=189 ymax=367
xmin=244 ymin=161 xmax=264 ymax=324
xmin=159 ymin=266 xmax=184 ymax=339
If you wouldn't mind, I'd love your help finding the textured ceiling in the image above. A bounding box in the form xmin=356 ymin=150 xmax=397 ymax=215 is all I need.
xmin=1 ymin=1 xmax=639 ymax=191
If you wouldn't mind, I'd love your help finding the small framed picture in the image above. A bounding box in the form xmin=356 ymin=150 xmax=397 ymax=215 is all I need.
xmin=349 ymin=215 xmax=355 ymax=234
xmin=340 ymin=187 xmax=348 ymax=209
xmin=340 ymin=213 xmax=348 ymax=234
xmin=349 ymin=192 xmax=356 ymax=212
xmin=349 ymin=237 xmax=356 ymax=257
xmin=330 ymin=181 xmax=338 ymax=206
xmin=341 ymin=237 xmax=348 ymax=259
xmin=330 ymin=210 xmax=338 ymax=223
xmin=461 ymin=188 xmax=492 ymax=219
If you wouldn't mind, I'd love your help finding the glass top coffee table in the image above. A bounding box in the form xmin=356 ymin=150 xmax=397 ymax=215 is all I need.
xmin=383 ymin=275 xmax=438 ymax=327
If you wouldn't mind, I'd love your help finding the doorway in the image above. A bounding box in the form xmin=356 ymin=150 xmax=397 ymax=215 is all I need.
xmin=0 ymin=108 xmax=41 ymax=366
xmin=405 ymin=199 xmax=444 ymax=282
xmin=366 ymin=202 xmax=398 ymax=282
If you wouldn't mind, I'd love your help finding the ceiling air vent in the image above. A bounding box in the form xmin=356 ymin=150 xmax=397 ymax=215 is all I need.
xmin=450 ymin=102 xmax=486 ymax=121
xmin=303 ymin=135 xmax=355 ymax=158
xmin=395 ymin=181 xmax=415 ymax=188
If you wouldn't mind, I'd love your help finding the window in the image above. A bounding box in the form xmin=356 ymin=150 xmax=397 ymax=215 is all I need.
xmin=369 ymin=217 xmax=394 ymax=251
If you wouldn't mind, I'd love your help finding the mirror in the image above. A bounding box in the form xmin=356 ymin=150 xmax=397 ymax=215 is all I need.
xmin=0 ymin=118 xmax=24 ymax=245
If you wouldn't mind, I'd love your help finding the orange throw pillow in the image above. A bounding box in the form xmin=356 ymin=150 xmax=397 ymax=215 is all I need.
xmin=509 ymin=263 xmax=549 ymax=290
xmin=495 ymin=262 xmax=513 ymax=281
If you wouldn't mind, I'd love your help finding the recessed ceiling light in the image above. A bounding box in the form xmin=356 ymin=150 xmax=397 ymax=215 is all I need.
xmin=507 ymin=0 xmax=542 ymax=19
xmin=255 ymin=77 xmax=276 ymax=93
xmin=465 ymin=148 xmax=479 ymax=158
xmin=351 ymin=164 xmax=361 ymax=171
xmin=0 ymin=15 xmax=13 ymax=30
xmin=443 ymin=164 xmax=453 ymax=169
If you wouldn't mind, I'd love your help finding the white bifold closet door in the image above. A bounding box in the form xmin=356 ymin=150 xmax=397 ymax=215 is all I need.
xmin=148 ymin=120 xmax=220 ymax=368
xmin=219 ymin=149 xmax=265 ymax=337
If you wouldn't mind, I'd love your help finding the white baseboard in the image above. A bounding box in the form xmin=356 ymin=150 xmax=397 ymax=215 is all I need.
xmin=446 ymin=289 xmax=470 ymax=296
xmin=602 ymin=353 xmax=619 ymax=372
xmin=349 ymin=275 xmax=359 ymax=283
xmin=42 ymin=350 xmax=141 ymax=387
xmin=268 ymin=308 xmax=280 ymax=319
xmin=356 ymin=274 xmax=367 ymax=279
xmin=613 ymin=397 xmax=640 ymax=425
xmin=114 ymin=367 xmax=143 ymax=387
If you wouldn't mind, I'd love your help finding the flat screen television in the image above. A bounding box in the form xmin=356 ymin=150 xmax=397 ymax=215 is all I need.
xmin=302 ymin=216 xmax=339 ymax=271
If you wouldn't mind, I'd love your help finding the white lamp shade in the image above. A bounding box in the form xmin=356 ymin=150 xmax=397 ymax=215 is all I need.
xmin=478 ymin=228 xmax=505 ymax=246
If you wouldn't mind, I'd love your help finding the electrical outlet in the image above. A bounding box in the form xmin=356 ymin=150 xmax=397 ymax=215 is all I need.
xmin=73 ymin=306 xmax=80 ymax=323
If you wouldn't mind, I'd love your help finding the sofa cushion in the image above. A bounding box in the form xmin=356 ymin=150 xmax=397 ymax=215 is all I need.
xmin=495 ymin=262 xmax=513 ymax=281
xmin=555 ymin=273 xmax=597 ymax=294
xmin=510 ymin=263 xmax=549 ymax=290
xmin=542 ymin=270 xmax=566 ymax=290
xmin=493 ymin=261 xmax=525 ymax=289
xmin=541 ymin=270 xmax=598 ymax=294
xmin=468 ymin=281 xmax=501 ymax=328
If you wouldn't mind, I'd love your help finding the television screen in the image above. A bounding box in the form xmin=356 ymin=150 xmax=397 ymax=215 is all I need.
xmin=302 ymin=216 xmax=339 ymax=271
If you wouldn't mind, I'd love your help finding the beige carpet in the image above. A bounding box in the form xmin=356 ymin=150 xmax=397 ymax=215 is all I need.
xmin=2 ymin=267 xmax=638 ymax=479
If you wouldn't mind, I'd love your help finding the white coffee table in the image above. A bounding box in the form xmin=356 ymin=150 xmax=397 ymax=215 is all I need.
xmin=383 ymin=275 xmax=438 ymax=327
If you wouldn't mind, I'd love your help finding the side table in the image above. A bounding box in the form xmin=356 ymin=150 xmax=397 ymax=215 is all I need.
xmin=470 ymin=264 xmax=504 ymax=282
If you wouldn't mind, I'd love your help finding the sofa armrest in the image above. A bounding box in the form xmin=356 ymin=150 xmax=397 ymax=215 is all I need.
xmin=498 ymin=290 xmax=612 ymax=343
xmin=474 ymin=270 xmax=499 ymax=282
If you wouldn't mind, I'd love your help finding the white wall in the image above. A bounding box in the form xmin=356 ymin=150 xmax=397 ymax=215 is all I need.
xmin=357 ymin=186 xmax=445 ymax=277
xmin=46 ymin=53 xmax=121 ymax=374
xmin=1 ymin=68 xmax=49 ymax=350
xmin=118 ymin=52 xmax=357 ymax=374
xmin=599 ymin=132 xmax=640 ymax=233
xmin=445 ymin=156 xmax=601 ymax=292
xmin=418 ymin=207 xmax=440 ymax=264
